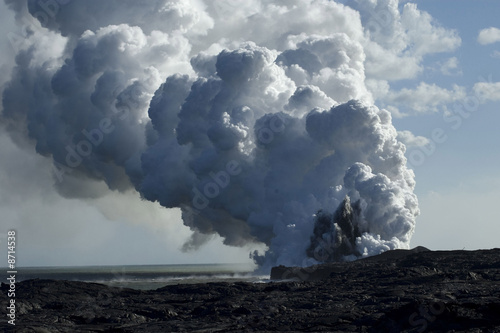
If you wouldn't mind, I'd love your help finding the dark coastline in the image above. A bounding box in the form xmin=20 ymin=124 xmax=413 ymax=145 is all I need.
xmin=2 ymin=248 xmax=500 ymax=332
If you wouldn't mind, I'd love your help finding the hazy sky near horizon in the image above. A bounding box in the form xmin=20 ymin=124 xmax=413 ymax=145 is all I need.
xmin=0 ymin=0 xmax=499 ymax=267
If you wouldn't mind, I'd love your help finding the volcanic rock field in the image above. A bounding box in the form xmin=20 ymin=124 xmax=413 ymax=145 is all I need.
xmin=2 ymin=248 xmax=500 ymax=332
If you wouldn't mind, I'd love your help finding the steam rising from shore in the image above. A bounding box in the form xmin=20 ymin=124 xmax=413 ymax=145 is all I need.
xmin=2 ymin=0 xmax=423 ymax=268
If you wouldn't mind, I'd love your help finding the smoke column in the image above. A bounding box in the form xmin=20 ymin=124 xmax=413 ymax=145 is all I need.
xmin=2 ymin=0 xmax=421 ymax=269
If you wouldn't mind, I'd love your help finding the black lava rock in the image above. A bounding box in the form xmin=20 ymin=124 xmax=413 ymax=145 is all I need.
xmin=1 ymin=248 xmax=500 ymax=332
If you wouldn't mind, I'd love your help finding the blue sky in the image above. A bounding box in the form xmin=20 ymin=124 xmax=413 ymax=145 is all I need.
xmin=0 ymin=0 xmax=499 ymax=267
xmin=392 ymin=1 xmax=500 ymax=249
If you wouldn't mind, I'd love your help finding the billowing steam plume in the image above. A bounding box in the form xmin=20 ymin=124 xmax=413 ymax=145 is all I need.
xmin=2 ymin=0 xmax=421 ymax=269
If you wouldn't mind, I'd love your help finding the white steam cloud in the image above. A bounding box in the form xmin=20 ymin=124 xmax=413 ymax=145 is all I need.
xmin=2 ymin=0 xmax=423 ymax=269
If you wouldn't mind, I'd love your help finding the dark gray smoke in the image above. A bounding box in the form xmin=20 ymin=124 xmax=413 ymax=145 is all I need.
xmin=307 ymin=196 xmax=362 ymax=262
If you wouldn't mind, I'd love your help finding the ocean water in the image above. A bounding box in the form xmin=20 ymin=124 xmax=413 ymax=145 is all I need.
xmin=15 ymin=264 xmax=269 ymax=290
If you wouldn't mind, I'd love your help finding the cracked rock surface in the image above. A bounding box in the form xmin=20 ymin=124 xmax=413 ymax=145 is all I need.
xmin=1 ymin=248 xmax=500 ymax=332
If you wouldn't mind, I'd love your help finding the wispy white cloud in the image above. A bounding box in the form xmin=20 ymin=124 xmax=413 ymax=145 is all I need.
xmin=401 ymin=4 xmax=461 ymax=56
xmin=440 ymin=57 xmax=462 ymax=76
xmin=385 ymin=82 xmax=466 ymax=116
xmin=397 ymin=130 xmax=430 ymax=148
xmin=473 ymin=81 xmax=500 ymax=102
xmin=478 ymin=27 xmax=500 ymax=45
xmin=352 ymin=2 xmax=461 ymax=81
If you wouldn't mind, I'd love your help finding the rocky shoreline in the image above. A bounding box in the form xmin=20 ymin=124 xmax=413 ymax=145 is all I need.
xmin=2 ymin=248 xmax=500 ymax=332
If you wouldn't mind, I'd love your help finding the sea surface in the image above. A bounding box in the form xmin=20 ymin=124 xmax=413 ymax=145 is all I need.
xmin=14 ymin=264 xmax=269 ymax=290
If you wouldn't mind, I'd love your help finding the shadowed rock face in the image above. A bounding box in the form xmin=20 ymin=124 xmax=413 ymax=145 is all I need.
xmin=2 ymin=248 xmax=500 ymax=332
xmin=273 ymin=246 xmax=432 ymax=281
xmin=307 ymin=196 xmax=362 ymax=262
